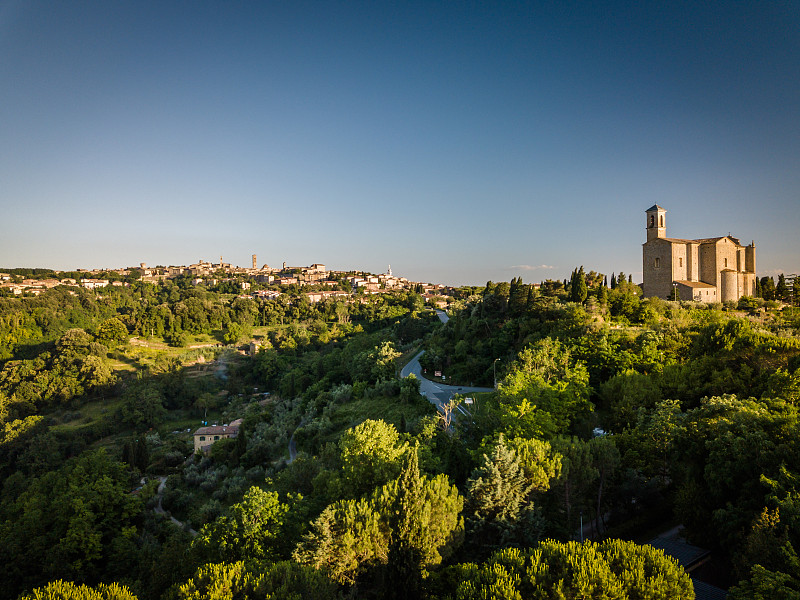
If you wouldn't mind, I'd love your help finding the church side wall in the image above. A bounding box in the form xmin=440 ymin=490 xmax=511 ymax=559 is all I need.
xmin=745 ymin=245 xmax=756 ymax=274
xmin=699 ymin=243 xmax=718 ymax=287
xmin=687 ymin=244 xmax=699 ymax=281
xmin=721 ymin=270 xmax=738 ymax=302
xmin=643 ymin=240 xmax=674 ymax=298
xmin=716 ymin=239 xmax=740 ymax=299
xmin=717 ymin=238 xmax=739 ymax=273
xmin=671 ymin=244 xmax=688 ymax=281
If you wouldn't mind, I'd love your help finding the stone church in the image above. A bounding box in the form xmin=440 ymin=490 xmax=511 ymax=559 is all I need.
xmin=642 ymin=205 xmax=756 ymax=302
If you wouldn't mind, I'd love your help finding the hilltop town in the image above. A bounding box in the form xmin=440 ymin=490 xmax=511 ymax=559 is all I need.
xmin=0 ymin=259 xmax=451 ymax=305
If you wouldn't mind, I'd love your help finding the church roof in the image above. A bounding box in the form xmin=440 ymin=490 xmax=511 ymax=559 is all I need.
xmin=645 ymin=204 xmax=666 ymax=212
xmin=674 ymin=280 xmax=716 ymax=288
xmin=661 ymin=237 xmax=698 ymax=243
xmin=691 ymin=236 xmax=725 ymax=244
xmin=653 ymin=235 xmax=744 ymax=246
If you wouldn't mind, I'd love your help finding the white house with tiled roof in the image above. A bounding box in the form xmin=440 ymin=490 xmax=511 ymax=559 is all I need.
xmin=193 ymin=418 xmax=243 ymax=452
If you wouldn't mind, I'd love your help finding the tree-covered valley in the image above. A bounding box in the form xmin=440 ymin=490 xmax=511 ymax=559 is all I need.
xmin=2 ymin=272 xmax=800 ymax=600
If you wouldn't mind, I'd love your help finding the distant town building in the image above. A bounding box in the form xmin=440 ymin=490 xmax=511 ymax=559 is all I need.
xmin=253 ymin=289 xmax=281 ymax=299
xmin=642 ymin=205 xmax=756 ymax=303
xmin=81 ymin=279 xmax=110 ymax=290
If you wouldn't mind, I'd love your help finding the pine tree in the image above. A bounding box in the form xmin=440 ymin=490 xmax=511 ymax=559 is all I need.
xmin=437 ymin=540 xmax=695 ymax=599
xmin=464 ymin=436 xmax=542 ymax=555
xmin=610 ymin=273 xmax=617 ymax=289
xmin=20 ymin=581 xmax=138 ymax=600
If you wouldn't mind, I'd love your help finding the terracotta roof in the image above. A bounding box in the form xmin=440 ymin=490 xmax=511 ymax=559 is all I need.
xmin=194 ymin=419 xmax=242 ymax=437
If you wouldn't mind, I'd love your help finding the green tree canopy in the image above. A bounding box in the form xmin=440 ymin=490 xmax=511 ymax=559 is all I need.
xmin=20 ymin=581 xmax=138 ymax=600
xmin=433 ymin=539 xmax=694 ymax=600
xmin=0 ymin=450 xmax=142 ymax=598
xmin=96 ymin=318 xmax=128 ymax=346
xmin=177 ymin=560 xmax=343 ymax=600
xmin=294 ymin=448 xmax=463 ymax=590
xmin=338 ymin=419 xmax=408 ymax=498
xmin=494 ymin=338 xmax=592 ymax=438
xmin=192 ymin=486 xmax=292 ymax=564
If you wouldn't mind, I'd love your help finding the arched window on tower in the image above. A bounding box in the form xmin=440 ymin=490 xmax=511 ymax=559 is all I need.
xmin=659 ymin=215 xmax=664 ymax=227
xmin=655 ymin=258 xmax=660 ymax=268
xmin=650 ymin=215 xmax=655 ymax=227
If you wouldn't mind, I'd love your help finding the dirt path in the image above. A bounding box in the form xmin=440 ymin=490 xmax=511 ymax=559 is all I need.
xmin=154 ymin=476 xmax=198 ymax=536
xmin=288 ymin=433 xmax=297 ymax=463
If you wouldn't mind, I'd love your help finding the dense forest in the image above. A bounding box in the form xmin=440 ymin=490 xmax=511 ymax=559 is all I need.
xmin=1 ymin=272 xmax=799 ymax=599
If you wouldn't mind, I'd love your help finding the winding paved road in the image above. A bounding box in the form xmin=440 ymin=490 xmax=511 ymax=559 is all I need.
xmin=400 ymin=350 xmax=493 ymax=410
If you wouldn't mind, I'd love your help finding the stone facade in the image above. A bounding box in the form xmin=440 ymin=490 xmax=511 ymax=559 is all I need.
xmin=642 ymin=205 xmax=756 ymax=302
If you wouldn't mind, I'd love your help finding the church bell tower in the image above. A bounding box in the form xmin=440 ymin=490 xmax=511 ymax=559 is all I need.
xmin=645 ymin=205 xmax=667 ymax=241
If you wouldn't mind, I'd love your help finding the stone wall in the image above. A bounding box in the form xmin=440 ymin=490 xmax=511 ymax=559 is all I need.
xmin=642 ymin=239 xmax=674 ymax=298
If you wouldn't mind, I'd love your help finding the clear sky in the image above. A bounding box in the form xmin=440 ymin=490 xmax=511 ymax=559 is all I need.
xmin=1 ymin=1 xmax=798 ymax=285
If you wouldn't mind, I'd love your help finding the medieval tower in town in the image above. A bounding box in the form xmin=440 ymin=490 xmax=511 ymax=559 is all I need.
xmin=642 ymin=205 xmax=756 ymax=302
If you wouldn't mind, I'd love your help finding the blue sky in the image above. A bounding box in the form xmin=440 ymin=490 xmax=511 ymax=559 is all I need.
xmin=1 ymin=1 xmax=798 ymax=285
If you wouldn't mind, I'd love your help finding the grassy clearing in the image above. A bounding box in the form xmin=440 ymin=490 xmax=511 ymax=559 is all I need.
xmin=49 ymin=395 xmax=126 ymax=433
xmin=160 ymin=407 xmax=226 ymax=434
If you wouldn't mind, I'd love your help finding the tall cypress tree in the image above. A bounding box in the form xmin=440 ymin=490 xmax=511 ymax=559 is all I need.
xmin=761 ymin=276 xmax=776 ymax=300
xmin=386 ymin=447 xmax=424 ymax=600
xmin=777 ymin=274 xmax=789 ymax=302
xmin=569 ymin=267 xmax=588 ymax=304
xmin=610 ymin=273 xmax=617 ymax=289
xmin=526 ymin=285 xmax=537 ymax=310
xmin=382 ymin=446 xmax=464 ymax=599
